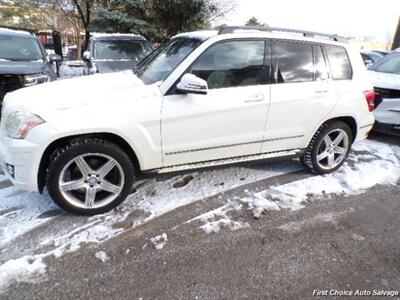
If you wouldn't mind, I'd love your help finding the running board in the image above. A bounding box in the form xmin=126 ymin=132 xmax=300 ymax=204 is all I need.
xmin=156 ymin=149 xmax=302 ymax=174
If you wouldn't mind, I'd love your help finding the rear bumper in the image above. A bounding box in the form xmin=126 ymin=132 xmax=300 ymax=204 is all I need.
xmin=373 ymin=121 xmax=400 ymax=137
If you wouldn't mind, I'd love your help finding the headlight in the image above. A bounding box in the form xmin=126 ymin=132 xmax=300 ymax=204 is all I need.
xmin=24 ymin=74 xmax=50 ymax=87
xmin=5 ymin=111 xmax=44 ymax=139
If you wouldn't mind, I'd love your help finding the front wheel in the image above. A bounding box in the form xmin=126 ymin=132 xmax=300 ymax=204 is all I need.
xmin=302 ymin=121 xmax=353 ymax=174
xmin=46 ymin=138 xmax=135 ymax=215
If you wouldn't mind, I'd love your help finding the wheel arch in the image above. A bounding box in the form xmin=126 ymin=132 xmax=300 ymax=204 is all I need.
xmin=38 ymin=132 xmax=141 ymax=193
xmin=309 ymin=116 xmax=358 ymax=146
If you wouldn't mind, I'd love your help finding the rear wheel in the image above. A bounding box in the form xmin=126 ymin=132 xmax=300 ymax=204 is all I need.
xmin=46 ymin=138 xmax=135 ymax=215
xmin=302 ymin=121 xmax=352 ymax=174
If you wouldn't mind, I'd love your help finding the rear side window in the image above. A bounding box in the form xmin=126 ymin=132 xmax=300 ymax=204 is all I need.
xmin=272 ymin=41 xmax=314 ymax=83
xmin=190 ymin=40 xmax=266 ymax=89
xmin=325 ymin=46 xmax=352 ymax=80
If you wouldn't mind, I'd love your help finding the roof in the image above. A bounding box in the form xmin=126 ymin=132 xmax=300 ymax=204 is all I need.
xmin=91 ymin=32 xmax=146 ymax=41
xmin=0 ymin=27 xmax=33 ymax=37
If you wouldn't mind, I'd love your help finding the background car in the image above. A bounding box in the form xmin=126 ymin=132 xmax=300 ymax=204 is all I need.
xmin=368 ymin=48 xmax=400 ymax=136
xmin=82 ymin=33 xmax=153 ymax=75
xmin=361 ymin=50 xmax=384 ymax=67
xmin=0 ymin=27 xmax=62 ymax=105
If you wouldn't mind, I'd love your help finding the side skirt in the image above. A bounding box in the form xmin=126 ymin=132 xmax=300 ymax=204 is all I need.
xmin=143 ymin=149 xmax=304 ymax=177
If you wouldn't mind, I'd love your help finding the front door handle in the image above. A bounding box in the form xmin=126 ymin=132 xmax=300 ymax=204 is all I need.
xmin=244 ymin=94 xmax=265 ymax=103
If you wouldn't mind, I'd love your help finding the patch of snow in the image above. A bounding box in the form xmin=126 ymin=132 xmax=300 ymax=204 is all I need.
xmin=149 ymin=233 xmax=168 ymax=250
xmin=199 ymin=218 xmax=248 ymax=234
xmin=241 ymin=191 xmax=281 ymax=218
xmin=188 ymin=201 xmax=249 ymax=233
xmin=94 ymin=251 xmax=109 ymax=262
xmin=241 ymin=140 xmax=400 ymax=217
xmin=0 ymin=255 xmax=47 ymax=292
xmin=173 ymin=30 xmax=218 ymax=41
xmin=91 ymin=32 xmax=143 ymax=39
xmin=0 ymin=27 xmax=31 ymax=36
xmin=59 ymin=63 xmax=83 ymax=79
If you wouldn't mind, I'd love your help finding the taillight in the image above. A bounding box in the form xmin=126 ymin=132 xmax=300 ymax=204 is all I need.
xmin=364 ymin=90 xmax=376 ymax=112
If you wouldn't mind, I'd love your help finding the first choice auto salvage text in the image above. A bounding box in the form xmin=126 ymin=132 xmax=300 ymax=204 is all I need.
xmin=313 ymin=289 xmax=399 ymax=297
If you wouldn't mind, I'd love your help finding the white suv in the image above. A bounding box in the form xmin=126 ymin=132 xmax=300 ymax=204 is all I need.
xmin=0 ymin=27 xmax=375 ymax=215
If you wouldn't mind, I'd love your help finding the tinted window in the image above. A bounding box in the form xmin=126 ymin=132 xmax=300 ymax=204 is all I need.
xmin=94 ymin=40 xmax=152 ymax=60
xmin=369 ymin=52 xmax=400 ymax=74
xmin=272 ymin=41 xmax=314 ymax=83
xmin=137 ymin=38 xmax=202 ymax=85
xmin=0 ymin=35 xmax=43 ymax=61
xmin=190 ymin=40 xmax=266 ymax=89
xmin=325 ymin=46 xmax=352 ymax=80
xmin=313 ymin=45 xmax=329 ymax=80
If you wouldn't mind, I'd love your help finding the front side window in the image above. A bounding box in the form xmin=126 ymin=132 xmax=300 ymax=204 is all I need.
xmin=136 ymin=38 xmax=202 ymax=85
xmin=369 ymin=52 xmax=400 ymax=74
xmin=325 ymin=46 xmax=352 ymax=80
xmin=0 ymin=35 xmax=43 ymax=61
xmin=272 ymin=41 xmax=314 ymax=83
xmin=94 ymin=40 xmax=152 ymax=60
xmin=190 ymin=40 xmax=266 ymax=89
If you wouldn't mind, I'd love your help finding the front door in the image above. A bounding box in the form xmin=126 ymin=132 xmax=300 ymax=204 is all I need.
xmin=161 ymin=40 xmax=271 ymax=167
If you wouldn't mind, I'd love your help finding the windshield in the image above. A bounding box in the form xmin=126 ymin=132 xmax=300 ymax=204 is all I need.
xmin=369 ymin=52 xmax=400 ymax=74
xmin=0 ymin=35 xmax=43 ymax=61
xmin=136 ymin=38 xmax=202 ymax=85
xmin=94 ymin=40 xmax=153 ymax=60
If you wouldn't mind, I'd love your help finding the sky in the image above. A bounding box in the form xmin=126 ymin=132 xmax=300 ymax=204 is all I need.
xmin=218 ymin=0 xmax=400 ymax=42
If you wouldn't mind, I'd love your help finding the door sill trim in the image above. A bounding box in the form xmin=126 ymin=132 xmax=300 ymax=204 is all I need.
xmin=155 ymin=149 xmax=303 ymax=174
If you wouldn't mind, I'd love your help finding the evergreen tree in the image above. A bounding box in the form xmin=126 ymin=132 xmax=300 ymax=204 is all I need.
xmin=91 ymin=0 xmax=236 ymax=42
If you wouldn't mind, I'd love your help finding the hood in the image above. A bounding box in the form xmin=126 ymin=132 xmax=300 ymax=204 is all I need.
xmin=0 ymin=60 xmax=44 ymax=75
xmin=368 ymin=70 xmax=400 ymax=90
xmin=4 ymin=70 xmax=161 ymax=123
xmin=93 ymin=60 xmax=139 ymax=73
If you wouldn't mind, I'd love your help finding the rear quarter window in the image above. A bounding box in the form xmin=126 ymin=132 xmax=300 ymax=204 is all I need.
xmin=325 ymin=46 xmax=352 ymax=80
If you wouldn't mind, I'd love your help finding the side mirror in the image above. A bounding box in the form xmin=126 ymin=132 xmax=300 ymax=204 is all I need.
xmin=176 ymin=74 xmax=208 ymax=95
xmin=364 ymin=59 xmax=373 ymax=68
xmin=49 ymin=53 xmax=62 ymax=63
xmin=82 ymin=51 xmax=91 ymax=62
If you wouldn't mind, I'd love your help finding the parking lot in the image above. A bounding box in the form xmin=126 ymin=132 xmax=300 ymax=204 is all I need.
xmin=0 ymin=133 xmax=399 ymax=299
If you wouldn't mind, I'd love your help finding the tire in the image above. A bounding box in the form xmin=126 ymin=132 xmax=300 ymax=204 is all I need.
xmin=46 ymin=137 xmax=135 ymax=215
xmin=301 ymin=121 xmax=353 ymax=174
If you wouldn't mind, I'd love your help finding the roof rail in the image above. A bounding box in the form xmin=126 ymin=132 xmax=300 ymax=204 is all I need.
xmin=218 ymin=26 xmax=347 ymax=43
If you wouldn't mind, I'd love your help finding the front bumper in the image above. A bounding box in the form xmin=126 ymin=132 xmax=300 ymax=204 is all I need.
xmin=0 ymin=136 xmax=42 ymax=191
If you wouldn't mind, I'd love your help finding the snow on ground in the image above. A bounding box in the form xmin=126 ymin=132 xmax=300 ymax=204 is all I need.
xmin=0 ymin=255 xmax=47 ymax=293
xmin=0 ymin=160 xmax=298 ymax=292
xmin=0 ymin=139 xmax=399 ymax=291
xmin=95 ymin=251 xmax=109 ymax=262
xmin=149 ymin=233 xmax=168 ymax=250
xmin=240 ymin=139 xmax=400 ymax=218
xmin=59 ymin=61 xmax=83 ymax=79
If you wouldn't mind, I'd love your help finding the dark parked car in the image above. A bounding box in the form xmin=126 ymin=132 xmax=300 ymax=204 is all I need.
xmin=82 ymin=33 xmax=153 ymax=75
xmin=0 ymin=28 xmax=62 ymax=104
xmin=361 ymin=50 xmax=384 ymax=67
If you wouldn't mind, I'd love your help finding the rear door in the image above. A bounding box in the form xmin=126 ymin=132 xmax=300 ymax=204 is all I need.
xmin=261 ymin=41 xmax=337 ymax=153
xmin=161 ymin=39 xmax=271 ymax=167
